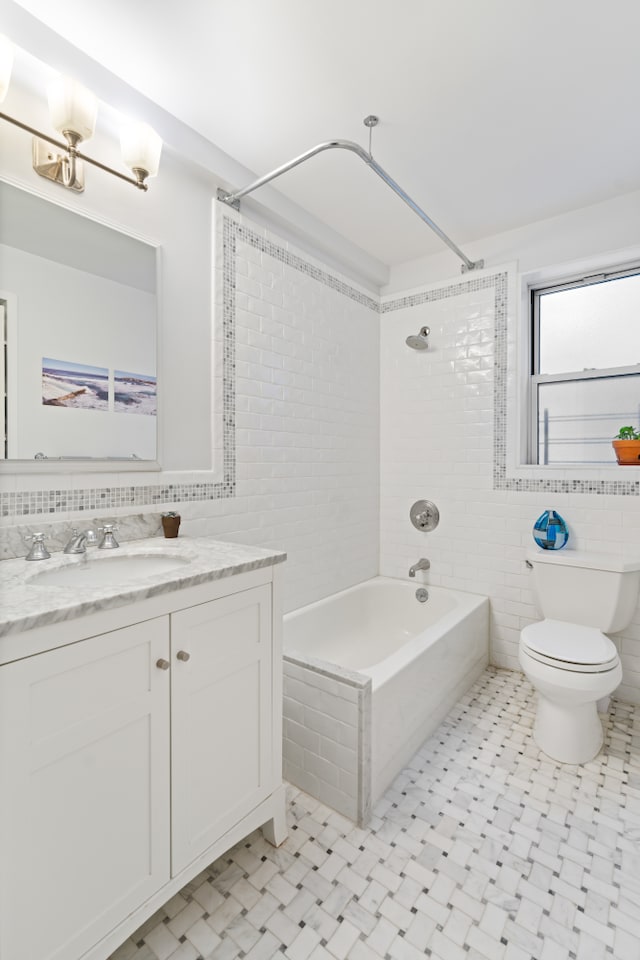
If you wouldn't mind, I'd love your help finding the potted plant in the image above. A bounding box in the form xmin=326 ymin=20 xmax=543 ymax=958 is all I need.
xmin=612 ymin=426 xmax=640 ymax=465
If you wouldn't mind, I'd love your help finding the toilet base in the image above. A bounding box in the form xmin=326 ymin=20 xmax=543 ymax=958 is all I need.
xmin=533 ymin=695 xmax=604 ymax=764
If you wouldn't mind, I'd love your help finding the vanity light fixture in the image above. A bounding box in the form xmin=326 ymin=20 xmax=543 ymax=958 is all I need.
xmin=0 ymin=34 xmax=162 ymax=193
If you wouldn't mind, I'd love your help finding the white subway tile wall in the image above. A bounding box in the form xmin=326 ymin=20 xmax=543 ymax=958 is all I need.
xmin=198 ymin=220 xmax=381 ymax=613
xmin=379 ymin=272 xmax=640 ymax=703
xmin=283 ymin=657 xmax=371 ymax=824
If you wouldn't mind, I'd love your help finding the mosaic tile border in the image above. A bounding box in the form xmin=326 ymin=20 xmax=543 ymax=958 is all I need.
xmin=1 ymin=216 xmax=376 ymax=519
xmin=233 ymin=221 xmax=380 ymax=313
xmin=6 ymin=239 xmax=637 ymax=518
xmin=383 ymin=271 xmax=640 ymax=497
xmin=380 ymin=274 xmax=499 ymax=314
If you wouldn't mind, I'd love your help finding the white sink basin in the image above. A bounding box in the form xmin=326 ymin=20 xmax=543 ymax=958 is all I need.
xmin=30 ymin=554 xmax=191 ymax=588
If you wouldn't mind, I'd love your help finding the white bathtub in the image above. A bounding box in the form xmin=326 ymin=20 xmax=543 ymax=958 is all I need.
xmin=283 ymin=576 xmax=489 ymax=824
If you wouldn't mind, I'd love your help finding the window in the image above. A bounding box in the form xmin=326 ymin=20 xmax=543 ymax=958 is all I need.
xmin=530 ymin=267 xmax=640 ymax=465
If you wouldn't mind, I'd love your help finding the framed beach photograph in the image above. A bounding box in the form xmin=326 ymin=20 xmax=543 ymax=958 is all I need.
xmin=42 ymin=358 xmax=109 ymax=410
xmin=114 ymin=370 xmax=157 ymax=416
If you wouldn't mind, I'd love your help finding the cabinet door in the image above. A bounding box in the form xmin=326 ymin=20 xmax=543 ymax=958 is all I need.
xmin=0 ymin=618 xmax=170 ymax=960
xmin=171 ymin=584 xmax=273 ymax=874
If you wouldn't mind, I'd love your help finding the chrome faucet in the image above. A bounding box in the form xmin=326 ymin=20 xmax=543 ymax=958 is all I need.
xmin=64 ymin=522 xmax=120 ymax=553
xmin=64 ymin=527 xmax=99 ymax=554
xmin=409 ymin=558 xmax=430 ymax=577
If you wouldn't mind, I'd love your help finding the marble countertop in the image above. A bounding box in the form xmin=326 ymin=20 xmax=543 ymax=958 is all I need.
xmin=0 ymin=536 xmax=286 ymax=638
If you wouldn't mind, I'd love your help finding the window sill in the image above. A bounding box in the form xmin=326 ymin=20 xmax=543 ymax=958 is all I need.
xmin=509 ymin=462 xmax=640 ymax=483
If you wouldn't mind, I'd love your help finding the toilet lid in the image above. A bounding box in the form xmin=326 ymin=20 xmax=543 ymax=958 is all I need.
xmin=521 ymin=619 xmax=618 ymax=666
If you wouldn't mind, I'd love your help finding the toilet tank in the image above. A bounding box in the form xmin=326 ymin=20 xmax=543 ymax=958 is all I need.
xmin=526 ymin=548 xmax=640 ymax=633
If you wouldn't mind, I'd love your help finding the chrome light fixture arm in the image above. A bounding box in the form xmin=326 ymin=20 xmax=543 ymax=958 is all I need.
xmin=218 ymin=138 xmax=483 ymax=273
xmin=0 ymin=111 xmax=151 ymax=191
xmin=59 ymin=129 xmax=81 ymax=188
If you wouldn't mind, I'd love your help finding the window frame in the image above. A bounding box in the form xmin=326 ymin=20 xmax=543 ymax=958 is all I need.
xmin=528 ymin=264 xmax=640 ymax=466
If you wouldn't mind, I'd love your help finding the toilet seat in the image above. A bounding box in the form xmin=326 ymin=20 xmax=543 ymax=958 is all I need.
xmin=521 ymin=619 xmax=619 ymax=674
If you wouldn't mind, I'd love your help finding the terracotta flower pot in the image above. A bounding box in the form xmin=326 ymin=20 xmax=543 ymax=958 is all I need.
xmin=612 ymin=440 xmax=640 ymax=465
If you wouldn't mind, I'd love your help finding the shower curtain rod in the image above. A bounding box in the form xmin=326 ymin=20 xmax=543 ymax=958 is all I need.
xmin=217 ymin=139 xmax=483 ymax=273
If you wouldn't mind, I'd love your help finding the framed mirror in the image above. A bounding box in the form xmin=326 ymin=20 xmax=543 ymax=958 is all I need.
xmin=0 ymin=180 xmax=159 ymax=470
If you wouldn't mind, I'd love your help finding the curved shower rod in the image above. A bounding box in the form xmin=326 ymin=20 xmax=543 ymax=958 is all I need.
xmin=217 ymin=138 xmax=483 ymax=273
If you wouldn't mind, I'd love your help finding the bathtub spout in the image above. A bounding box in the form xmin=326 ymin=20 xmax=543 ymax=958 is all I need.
xmin=409 ymin=558 xmax=430 ymax=577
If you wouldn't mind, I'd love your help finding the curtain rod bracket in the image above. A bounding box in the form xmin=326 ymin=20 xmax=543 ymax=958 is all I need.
xmin=217 ymin=187 xmax=240 ymax=211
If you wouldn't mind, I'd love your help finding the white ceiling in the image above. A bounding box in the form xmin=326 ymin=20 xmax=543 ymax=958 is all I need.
xmin=10 ymin=0 xmax=640 ymax=267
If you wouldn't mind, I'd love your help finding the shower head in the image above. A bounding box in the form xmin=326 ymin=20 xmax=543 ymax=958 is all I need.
xmin=405 ymin=326 xmax=430 ymax=350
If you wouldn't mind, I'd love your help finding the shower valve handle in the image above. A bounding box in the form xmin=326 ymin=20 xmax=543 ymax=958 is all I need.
xmin=409 ymin=500 xmax=440 ymax=532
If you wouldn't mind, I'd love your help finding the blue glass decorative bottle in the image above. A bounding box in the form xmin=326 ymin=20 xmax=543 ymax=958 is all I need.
xmin=532 ymin=509 xmax=569 ymax=550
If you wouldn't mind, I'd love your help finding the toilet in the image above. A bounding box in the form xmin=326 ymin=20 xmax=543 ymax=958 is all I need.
xmin=520 ymin=548 xmax=640 ymax=764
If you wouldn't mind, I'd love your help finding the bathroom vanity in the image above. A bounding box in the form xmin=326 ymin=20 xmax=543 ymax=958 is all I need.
xmin=0 ymin=537 xmax=287 ymax=960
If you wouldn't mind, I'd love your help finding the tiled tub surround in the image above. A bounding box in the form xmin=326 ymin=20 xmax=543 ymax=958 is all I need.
xmin=282 ymin=578 xmax=489 ymax=824
xmin=0 ymin=535 xmax=286 ymax=641
xmin=108 ymin=667 xmax=640 ymax=960
xmin=379 ymin=269 xmax=640 ymax=704
xmin=283 ymin=656 xmax=371 ymax=826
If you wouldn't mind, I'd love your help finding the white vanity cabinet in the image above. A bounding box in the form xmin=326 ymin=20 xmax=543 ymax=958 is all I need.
xmin=171 ymin=583 xmax=273 ymax=874
xmin=0 ymin=618 xmax=172 ymax=960
xmin=0 ymin=562 xmax=286 ymax=960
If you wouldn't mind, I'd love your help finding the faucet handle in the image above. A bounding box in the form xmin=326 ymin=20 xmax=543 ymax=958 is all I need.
xmin=98 ymin=522 xmax=120 ymax=549
xmin=24 ymin=532 xmax=51 ymax=561
xmin=99 ymin=522 xmax=118 ymax=534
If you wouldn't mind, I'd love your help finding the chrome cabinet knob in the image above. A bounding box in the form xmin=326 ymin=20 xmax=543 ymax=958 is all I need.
xmin=156 ymin=658 xmax=170 ymax=670
xmin=176 ymin=650 xmax=190 ymax=662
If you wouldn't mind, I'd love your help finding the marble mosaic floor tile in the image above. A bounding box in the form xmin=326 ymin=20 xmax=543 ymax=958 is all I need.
xmin=109 ymin=669 xmax=640 ymax=960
